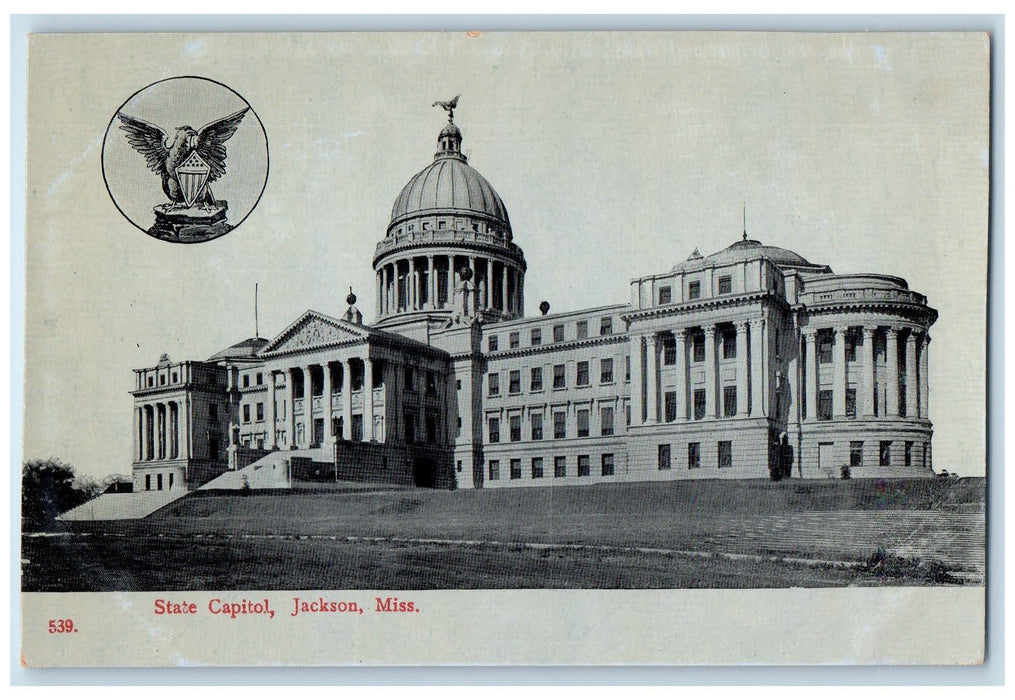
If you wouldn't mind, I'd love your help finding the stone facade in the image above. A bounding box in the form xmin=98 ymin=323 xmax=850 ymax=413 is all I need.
xmin=130 ymin=111 xmax=938 ymax=493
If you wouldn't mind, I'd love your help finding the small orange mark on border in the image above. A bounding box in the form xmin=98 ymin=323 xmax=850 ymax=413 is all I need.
xmin=21 ymin=651 xmax=31 ymax=667
xmin=466 ymin=31 xmax=482 ymax=38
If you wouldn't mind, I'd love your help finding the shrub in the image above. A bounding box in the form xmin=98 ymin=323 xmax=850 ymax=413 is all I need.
xmin=22 ymin=458 xmax=101 ymax=531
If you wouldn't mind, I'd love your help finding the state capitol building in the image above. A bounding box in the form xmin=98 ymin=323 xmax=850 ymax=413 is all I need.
xmin=129 ymin=108 xmax=938 ymax=493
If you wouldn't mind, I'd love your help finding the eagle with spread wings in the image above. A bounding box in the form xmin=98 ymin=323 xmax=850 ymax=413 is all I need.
xmin=116 ymin=107 xmax=249 ymax=209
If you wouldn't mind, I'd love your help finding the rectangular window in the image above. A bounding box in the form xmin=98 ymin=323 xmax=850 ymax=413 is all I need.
xmin=531 ymin=457 xmax=544 ymax=479
xmin=818 ymin=332 xmax=833 ymax=364
xmin=818 ymin=390 xmax=833 ymax=421
xmin=850 ymin=441 xmax=864 ymax=467
xmin=510 ymin=459 xmax=522 ymax=480
xmin=692 ymin=333 xmax=705 ymax=362
xmin=554 ymin=456 xmax=567 ymax=478
xmin=426 ymin=416 xmax=437 ymax=444
xmin=693 ymin=389 xmax=706 ymax=420
xmin=488 ymin=335 xmax=499 ymax=352
xmin=404 ymin=366 xmax=415 ymax=391
xmin=243 ymin=374 xmax=250 ymax=388
xmin=688 ymin=281 xmax=701 ymax=300
xmin=576 ymin=361 xmax=589 ymax=386
xmin=488 ymin=417 xmax=500 ymax=443
xmin=489 ymin=460 xmax=500 ymax=481
xmin=256 ymin=403 xmax=264 ymax=422
xmin=509 ymin=370 xmax=521 ymax=395
xmin=600 ymin=317 xmax=613 ymax=335
xmin=530 ymin=367 xmax=543 ymax=392
xmin=488 ymin=373 xmax=500 ymax=397
xmin=663 ymin=335 xmax=676 ymax=365
xmin=601 ymin=453 xmax=615 ymax=476
xmin=553 ymin=411 xmax=566 ymax=439
xmin=723 ymin=386 xmax=737 ymax=418
xmin=577 ymin=455 xmax=590 ymax=477
xmin=531 ymin=328 xmax=542 ymax=346
xmin=553 ymin=324 xmax=565 ymax=343
xmin=509 ymin=415 xmax=521 ymax=442
xmin=846 ymin=331 xmax=858 ymax=362
xmin=402 ymin=413 xmax=413 ymax=443
xmin=718 ymin=276 xmax=732 ymax=295
xmin=688 ymin=442 xmax=700 ymax=469
xmin=625 ymin=355 xmax=631 ymax=381
xmin=509 ymin=332 xmax=520 ymax=349
xmin=576 ymin=321 xmax=588 ymax=339
xmin=722 ymin=329 xmax=737 ymax=359
xmin=718 ymin=440 xmax=732 ymax=469
xmin=531 ymin=413 xmax=543 ymax=440
xmin=664 ymin=391 xmax=677 ymax=422
xmin=426 ymin=371 xmax=437 ymax=395
xmin=880 ymin=441 xmax=892 ymax=467
xmin=209 ymin=404 xmax=218 ymax=422
xmin=243 ymin=405 xmax=251 ymax=423
xmin=600 ymin=358 xmax=614 ymax=384
xmin=553 ymin=364 xmax=566 ymax=389
xmin=658 ymin=286 xmax=672 ymax=305
xmin=658 ymin=444 xmax=671 ymax=470
xmin=600 ymin=406 xmax=614 ymax=436
xmin=846 ymin=388 xmax=857 ymax=418
xmin=256 ymin=372 xmax=262 ymax=385
xmin=577 ymin=408 xmax=590 ymax=437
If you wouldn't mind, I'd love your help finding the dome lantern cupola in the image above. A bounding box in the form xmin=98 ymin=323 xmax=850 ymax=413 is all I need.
xmin=373 ymin=98 xmax=527 ymax=330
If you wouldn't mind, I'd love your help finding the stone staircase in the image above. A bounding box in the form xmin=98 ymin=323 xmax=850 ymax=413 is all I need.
xmin=197 ymin=447 xmax=334 ymax=491
xmin=57 ymin=489 xmax=187 ymax=522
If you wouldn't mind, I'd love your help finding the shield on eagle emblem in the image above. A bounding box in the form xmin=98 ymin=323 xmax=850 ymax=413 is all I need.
xmin=175 ymin=150 xmax=212 ymax=207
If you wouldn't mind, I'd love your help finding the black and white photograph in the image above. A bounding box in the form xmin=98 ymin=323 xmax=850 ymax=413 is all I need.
xmin=18 ymin=29 xmax=989 ymax=666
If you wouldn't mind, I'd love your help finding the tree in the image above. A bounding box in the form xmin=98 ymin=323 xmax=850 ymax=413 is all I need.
xmin=22 ymin=459 xmax=101 ymax=531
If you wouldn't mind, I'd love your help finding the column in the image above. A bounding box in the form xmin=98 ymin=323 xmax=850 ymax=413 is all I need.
xmin=376 ymin=270 xmax=382 ymax=319
xmin=409 ymin=258 xmax=417 ymax=311
xmin=736 ymin=321 xmax=749 ymax=417
xmin=919 ymin=334 xmax=930 ymax=418
xmin=832 ymin=326 xmax=847 ymax=418
xmin=749 ymin=319 xmax=765 ymax=417
xmin=905 ymin=331 xmax=919 ymax=418
xmin=629 ymin=334 xmax=644 ymax=425
xmin=446 ymin=255 xmax=454 ymax=306
xmin=302 ymin=365 xmax=313 ymax=447
xmin=288 ymin=368 xmax=297 ymax=445
xmin=518 ymin=271 xmax=524 ymax=317
xmin=501 ymin=263 xmax=509 ymax=314
xmin=674 ymin=328 xmax=688 ymax=421
xmin=364 ymin=356 xmax=375 ymax=441
xmin=134 ymin=407 xmax=141 ymax=461
xmin=177 ymin=400 xmax=187 ymax=459
xmin=704 ymin=326 xmax=717 ymax=418
xmin=169 ymin=403 xmax=178 ymax=458
xmin=886 ymin=327 xmax=900 ymax=417
xmin=485 ymin=258 xmax=492 ymax=309
xmin=342 ymin=358 xmax=353 ymax=440
xmin=862 ymin=326 xmax=876 ymax=417
xmin=266 ymin=371 xmax=277 ymax=448
xmin=804 ymin=330 xmax=818 ymax=422
xmin=322 ymin=362 xmax=334 ymax=444
xmin=158 ymin=404 xmax=166 ymax=460
xmin=645 ymin=333 xmax=659 ymax=424
xmin=427 ymin=255 xmax=436 ymax=310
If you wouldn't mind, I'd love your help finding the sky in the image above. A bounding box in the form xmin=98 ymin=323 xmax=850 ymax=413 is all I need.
xmin=22 ymin=31 xmax=989 ymax=479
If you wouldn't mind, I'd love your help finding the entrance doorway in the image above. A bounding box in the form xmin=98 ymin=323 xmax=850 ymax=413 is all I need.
xmin=313 ymin=419 xmax=324 ymax=447
xmin=412 ymin=456 xmax=438 ymax=488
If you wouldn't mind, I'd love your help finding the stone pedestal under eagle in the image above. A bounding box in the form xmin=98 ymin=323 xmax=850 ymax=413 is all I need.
xmin=116 ymin=107 xmax=248 ymax=210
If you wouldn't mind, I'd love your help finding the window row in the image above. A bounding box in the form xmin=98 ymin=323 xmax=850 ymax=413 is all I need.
xmin=657 ymin=441 xmax=734 ymax=470
xmin=487 ymin=316 xmax=616 ymax=352
xmin=488 ymin=453 xmax=616 ymax=481
xmin=847 ymin=440 xmax=916 ymax=467
xmin=487 ymin=405 xmax=625 ymax=443
xmin=487 ymin=358 xmax=630 ymax=396
xmin=656 ymin=275 xmax=734 ymax=306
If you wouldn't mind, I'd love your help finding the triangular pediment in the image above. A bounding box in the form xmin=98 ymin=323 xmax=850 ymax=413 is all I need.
xmin=259 ymin=311 xmax=368 ymax=357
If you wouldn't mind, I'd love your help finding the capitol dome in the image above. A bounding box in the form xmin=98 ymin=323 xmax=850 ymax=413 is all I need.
xmin=387 ymin=122 xmax=511 ymax=237
xmin=673 ymin=237 xmax=829 ymax=273
xmin=373 ymin=107 xmax=527 ymax=329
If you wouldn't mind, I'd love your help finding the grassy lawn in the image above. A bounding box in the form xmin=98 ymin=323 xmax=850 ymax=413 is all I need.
xmin=22 ymin=477 xmax=984 ymax=591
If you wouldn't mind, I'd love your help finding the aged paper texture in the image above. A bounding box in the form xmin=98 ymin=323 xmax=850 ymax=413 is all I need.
xmin=21 ymin=31 xmax=988 ymax=667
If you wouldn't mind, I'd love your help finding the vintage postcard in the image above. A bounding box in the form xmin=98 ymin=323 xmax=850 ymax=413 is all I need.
xmin=19 ymin=31 xmax=988 ymax=667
